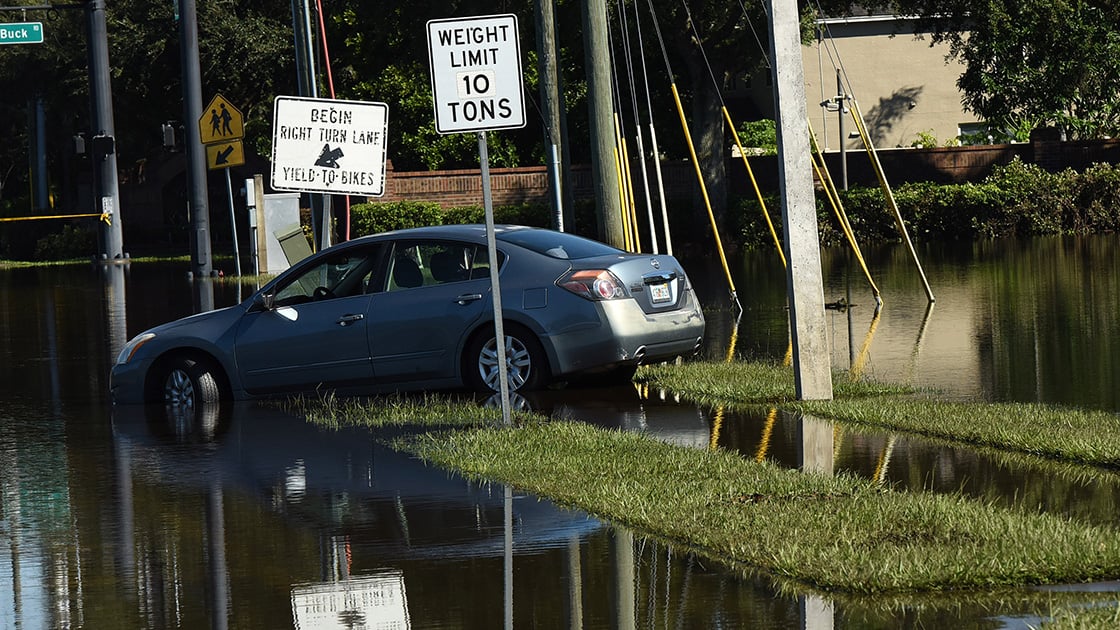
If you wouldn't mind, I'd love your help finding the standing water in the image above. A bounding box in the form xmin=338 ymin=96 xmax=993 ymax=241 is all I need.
xmin=2 ymin=234 xmax=1119 ymax=628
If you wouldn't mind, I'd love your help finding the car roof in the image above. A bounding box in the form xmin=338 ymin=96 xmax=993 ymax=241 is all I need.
xmin=349 ymin=224 xmax=543 ymax=244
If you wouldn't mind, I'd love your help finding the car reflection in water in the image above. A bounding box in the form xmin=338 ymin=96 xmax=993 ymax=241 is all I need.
xmin=110 ymin=400 xmax=605 ymax=629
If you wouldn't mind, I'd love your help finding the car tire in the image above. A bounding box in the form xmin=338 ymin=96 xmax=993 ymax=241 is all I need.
xmin=161 ymin=357 xmax=222 ymax=407
xmin=465 ymin=324 xmax=549 ymax=392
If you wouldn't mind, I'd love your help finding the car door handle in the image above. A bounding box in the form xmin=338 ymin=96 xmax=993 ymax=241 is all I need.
xmin=337 ymin=313 xmax=365 ymax=326
xmin=455 ymin=293 xmax=484 ymax=305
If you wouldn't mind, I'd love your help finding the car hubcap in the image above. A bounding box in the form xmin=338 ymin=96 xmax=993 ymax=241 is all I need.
xmin=479 ymin=335 xmax=531 ymax=391
xmin=164 ymin=368 xmax=196 ymax=407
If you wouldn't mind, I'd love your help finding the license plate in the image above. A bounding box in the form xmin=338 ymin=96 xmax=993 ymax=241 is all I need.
xmin=650 ymin=282 xmax=671 ymax=303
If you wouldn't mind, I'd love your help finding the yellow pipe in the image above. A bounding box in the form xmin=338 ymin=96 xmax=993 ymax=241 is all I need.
xmin=1 ymin=213 xmax=103 ymax=222
xmin=669 ymin=83 xmax=737 ymax=300
xmin=722 ymin=107 xmax=786 ymax=268
xmin=755 ymin=407 xmax=778 ymax=462
xmin=872 ymin=435 xmax=897 ymax=485
xmin=611 ymin=141 xmax=633 ymax=252
xmin=709 ymin=405 xmax=724 ymax=451
xmin=724 ymin=315 xmax=740 ymax=363
xmin=848 ymin=102 xmax=935 ymax=302
xmin=612 ymin=114 xmax=634 ymax=250
xmin=807 ymin=123 xmax=882 ymax=302
xmin=850 ymin=305 xmax=881 ymax=380
xmin=621 ymin=136 xmax=642 ymax=252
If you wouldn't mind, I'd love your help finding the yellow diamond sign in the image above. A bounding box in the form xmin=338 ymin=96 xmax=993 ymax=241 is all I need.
xmin=198 ymin=93 xmax=244 ymax=144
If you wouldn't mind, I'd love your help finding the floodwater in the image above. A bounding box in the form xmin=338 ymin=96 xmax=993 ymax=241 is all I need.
xmin=2 ymin=234 xmax=1119 ymax=629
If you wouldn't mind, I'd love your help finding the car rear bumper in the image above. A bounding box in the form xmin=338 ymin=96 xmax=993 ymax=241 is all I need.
xmin=543 ymin=294 xmax=705 ymax=376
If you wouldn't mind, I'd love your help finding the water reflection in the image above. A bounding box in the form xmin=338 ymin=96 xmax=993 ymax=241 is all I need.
xmin=690 ymin=235 xmax=1120 ymax=411
xmin=4 ymin=235 xmax=1120 ymax=627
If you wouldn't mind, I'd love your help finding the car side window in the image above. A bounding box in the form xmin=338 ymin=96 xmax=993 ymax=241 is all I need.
xmin=272 ymin=245 xmax=384 ymax=306
xmin=387 ymin=241 xmax=487 ymax=291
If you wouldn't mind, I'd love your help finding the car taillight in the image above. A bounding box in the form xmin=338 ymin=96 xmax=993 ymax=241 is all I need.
xmin=557 ymin=269 xmax=625 ymax=301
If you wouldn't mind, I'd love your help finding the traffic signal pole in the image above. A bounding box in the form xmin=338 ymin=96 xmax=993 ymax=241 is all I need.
xmin=86 ymin=0 xmax=124 ymax=260
xmin=178 ymin=0 xmax=213 ymax=277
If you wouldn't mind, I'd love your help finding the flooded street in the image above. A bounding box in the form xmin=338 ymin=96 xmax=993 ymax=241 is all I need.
xmin=3 ymin=234 xmax=1119 ymax=628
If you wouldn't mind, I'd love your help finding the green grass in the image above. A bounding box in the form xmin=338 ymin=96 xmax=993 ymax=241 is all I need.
xmin=1040 ymin=604 xmax=1120 ymax=629
xmin=637 ymin=361 xmax=1120 ymax=469
xmin=390 ymin=421 xmax=1120 ymax=594
xmin=289 ymin=360 xmax=1120 ymax=599
xmin=277 ymin=390 xmax=534 ymax=428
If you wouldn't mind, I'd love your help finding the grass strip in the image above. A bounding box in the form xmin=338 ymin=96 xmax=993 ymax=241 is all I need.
xmin=1041 ymin=603 xmax=1120 ymax=629
xmin=276 ymin=391 xmax=535 ymax=428
xmin=637 ymin=361 xmax=1120 ymax=469
xmin=389 ymin=420 xmax=1120 ymax=594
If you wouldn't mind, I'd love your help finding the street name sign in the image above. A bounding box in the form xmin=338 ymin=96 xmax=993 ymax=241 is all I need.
xmin=271 ymin=96 xmax=389 ymax=197
xmin=427 ymin=14 xmax=525 ymax=134
xmin=0 ymin=22 xmax=43 ymax=45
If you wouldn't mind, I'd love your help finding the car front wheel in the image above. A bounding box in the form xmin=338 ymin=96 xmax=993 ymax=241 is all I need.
xmin=465 ymin=325 xmax=548 ymax=392
xmin=161 ymin=357 xmax=222 ymax=407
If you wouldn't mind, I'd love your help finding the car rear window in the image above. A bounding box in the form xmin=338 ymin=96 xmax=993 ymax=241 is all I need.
xmin=498 ymin=230 xmax=622 ymax=260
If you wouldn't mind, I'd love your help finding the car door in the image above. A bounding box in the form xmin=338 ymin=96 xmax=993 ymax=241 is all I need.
xmin=366 ymin=240 xmax=490 ymax=383
xmin=234 ymin=245 xmax=383 ymax=394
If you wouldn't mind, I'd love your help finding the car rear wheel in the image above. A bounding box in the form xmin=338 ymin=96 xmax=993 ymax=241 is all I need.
xmin=465 ymin=324 xmax=548 ymax=392
xmin=162 ymin=357 xmax=222 ymax=407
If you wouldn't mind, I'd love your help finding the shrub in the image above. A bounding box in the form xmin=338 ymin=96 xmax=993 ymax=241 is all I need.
xmin=727 ymin=158 xmax=1120 ymax=248
xmin=349 ymin=201 xmax=444 ymax=237
xmin=34 ymin=223 xmax=97 ymax=260
xmin=443 ymin=202 xmax=553 ymax=227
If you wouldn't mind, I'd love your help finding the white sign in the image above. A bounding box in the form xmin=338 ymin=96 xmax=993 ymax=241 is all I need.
xmin=271 ymin=96 xmax=389 ymax=196
xmin=427 ymin=14 xmax=525 ymax=134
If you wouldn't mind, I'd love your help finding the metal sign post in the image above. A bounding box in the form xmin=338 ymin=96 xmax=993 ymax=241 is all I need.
xmin=427 ymin=13 xmax=526 ymax=425
xmin=199 ymin=93 xmax=246 ymax=274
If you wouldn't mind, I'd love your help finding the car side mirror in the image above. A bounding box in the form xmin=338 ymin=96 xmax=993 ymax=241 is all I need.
xmin=252 ymin=292 xmax=275 ymax=312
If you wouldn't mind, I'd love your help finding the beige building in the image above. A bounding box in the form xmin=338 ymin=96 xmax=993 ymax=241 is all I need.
xmin=743 ymin=14 xmax=982 ymax=151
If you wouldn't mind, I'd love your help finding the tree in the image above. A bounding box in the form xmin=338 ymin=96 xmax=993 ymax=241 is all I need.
xmin=0 ymin=0 xmax=295 ymax=216
xmin=891 ymin=0 xmax=1120 ymax=140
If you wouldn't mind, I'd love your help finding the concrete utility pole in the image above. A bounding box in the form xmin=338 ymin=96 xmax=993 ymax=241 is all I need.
xmin=86 ymin=0 xmax=124 ymax=260
xmin=582 ymin=0 xmax=623 ymax=247
xmin=768 ymin=0 xmax=833 ymax=400
xmin=178 ymin=0 xmax=212 ymax=277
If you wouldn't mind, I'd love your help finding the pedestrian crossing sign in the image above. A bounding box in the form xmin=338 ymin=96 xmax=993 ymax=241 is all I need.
xmin=199 ymin=94 xmax=244 ymax=144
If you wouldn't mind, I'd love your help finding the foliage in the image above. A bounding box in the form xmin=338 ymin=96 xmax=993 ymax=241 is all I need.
xmin=349 ymin=201 xmax=445 ymax=237
xmin=441 ymin=203 xmax=552 ymax=227
xmin=0 ymin=0 xmax=295 ymax=210
xmin=34 ymin=223 xmax=97 ymax=261
xmin=349 ymin=200 xmax=553 ymax=238
xmin=735 ymin=119 xmax=778 ymax=155
xmin=910 ymin=130 xmax=939 ymax=149
xmin=732 ymin=158 xmax=1120 ymax=249
xmin=891 ymin=0 xmax=1120 ymax=140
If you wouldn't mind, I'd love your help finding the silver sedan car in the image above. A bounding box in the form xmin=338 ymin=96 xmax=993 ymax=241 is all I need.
xmin=110 ymin=225 xmax=706 ymax=406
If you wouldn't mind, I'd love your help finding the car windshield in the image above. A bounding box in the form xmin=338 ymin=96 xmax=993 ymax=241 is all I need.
xmin=498 ymin=230 xmax=622 ymax=260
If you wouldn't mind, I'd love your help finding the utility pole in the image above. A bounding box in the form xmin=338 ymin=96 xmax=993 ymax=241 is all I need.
xmin=535 ymin=0 xmax=565 ymax=231
xmin=582 ymin=0 xmax=623 ymax=247
xmin=768 ymin=0 xmax=833 ymax=401
xmin=178 ymin=0 xmax=212 ymax=277
xmin=86 ymin=0 xmax=124 ymax=260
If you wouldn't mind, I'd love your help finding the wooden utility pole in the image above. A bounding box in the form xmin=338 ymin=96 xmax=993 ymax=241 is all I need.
xmin=768 ymin=0 xmax=833 ymax=400
xmin=535 ymin=0 xmax=566 ymax=230
xmin=582 ymin=0 xmax=623 ymax=247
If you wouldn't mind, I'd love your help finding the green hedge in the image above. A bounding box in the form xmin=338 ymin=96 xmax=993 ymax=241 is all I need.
xmin=734 ymin=158 xmax=1120 ymax=248
xmin=349 ymin=200 xmax=552 ymax=238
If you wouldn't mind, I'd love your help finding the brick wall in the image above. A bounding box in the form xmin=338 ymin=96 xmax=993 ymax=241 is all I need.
xmin=375 ymin=139 xmax=1120 ymax=209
